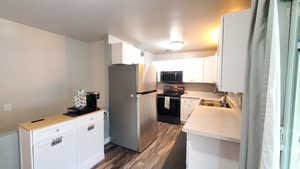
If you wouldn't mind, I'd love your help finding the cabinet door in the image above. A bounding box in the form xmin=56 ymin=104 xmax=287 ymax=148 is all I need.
xmin=78 ymin=113 xmax=104 ymax=169
xmin=203 ymin=55 xmax=217 ymax=83
xmin=111 ymin=42 xmax=142 ymax=64
xmin=183 ymin=59 xmax=204 ymax=83
xmin=33 ymin=130 xmax=77 ymax=169
xmin=220 ymin=9 xmax=251 ymax=92
xmin=124 ymin=43 xmax=142 ymax=64
xmin=111 ymin=43 xmax=124 ymax=64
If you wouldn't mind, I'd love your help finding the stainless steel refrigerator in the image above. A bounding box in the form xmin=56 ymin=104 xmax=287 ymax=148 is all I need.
xmin=109 ymin=64 xmax=157 ymax=152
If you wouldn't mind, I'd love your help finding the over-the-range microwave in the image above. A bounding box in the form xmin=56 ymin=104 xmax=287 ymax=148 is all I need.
xmin=160 ymin=71 xmax=183 ymax=83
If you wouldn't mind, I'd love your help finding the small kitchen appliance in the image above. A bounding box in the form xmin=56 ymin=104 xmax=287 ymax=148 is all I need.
xmin=86 ymin=92 xmax=100 ymax=110
xmin=160 ymin=71 xmax=183 ymax=83
xmin=65 ymin=91 xmax=100 ymax=116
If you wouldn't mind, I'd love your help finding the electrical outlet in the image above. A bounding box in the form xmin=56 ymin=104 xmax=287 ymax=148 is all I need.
xmin=3 ymin=104 xmax=12 ymax=112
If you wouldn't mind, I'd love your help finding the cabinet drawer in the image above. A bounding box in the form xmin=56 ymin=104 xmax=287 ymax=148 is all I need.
xmin=33 ymin=130 xmax=77 ymax=169
xmin=32 ymin=121 xmax=74 ymax=145
xmin=77 ymin=112 xmax=100 ymax=125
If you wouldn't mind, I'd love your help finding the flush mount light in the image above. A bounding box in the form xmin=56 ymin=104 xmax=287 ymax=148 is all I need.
xmin=210 ymin=28 xmax=219 ymax=44
xmin=169 ymin=41 xmax=184 ymax=50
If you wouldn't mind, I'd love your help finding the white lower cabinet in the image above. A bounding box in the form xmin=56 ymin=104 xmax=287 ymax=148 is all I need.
xmin=33 ymin=130 xmax=77 ymax=169
xmin=186 ymin=133 xmax=240 ymax=169
xmin=78 ymin=114 xmax=104 ymax=169
xmin=19 ymin=111 xmax=104 ymax=169
xmin=181 ymin=98 xmax=200 ymax=122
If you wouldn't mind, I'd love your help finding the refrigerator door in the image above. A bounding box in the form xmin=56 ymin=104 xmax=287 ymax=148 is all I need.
xmin=137 ymin=91 xmax=158 ymax=152
xmin=109 ymin=65 xmax=139 ymax=151
xmin=137 ymin=64 xmax=157 ymax=92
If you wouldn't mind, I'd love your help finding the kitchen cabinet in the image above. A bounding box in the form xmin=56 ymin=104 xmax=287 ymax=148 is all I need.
xmin=217 ymin=9 xmax=251 ymax=92
xmin=154 ymin=56 xmax=217 ymax=83
xmin=186 ymin=134 xmax=240 ymax=169
xmin=111 ymin=42 xmax=143 ymax=64
xmin=19 ymin=111 xmax=104 ymax=169
xmin=180 ymin=97 xmax=200 ymax=122
xmin=183 ymin=105 xmax=241 ymax=169
xmin=203 ymin=55 xmax=217 ymax=83
xmin=182 ymin=59 xmax=204 ymax=83
xmin=155 ymin=60 xmax=184 ymax=82
xmin=33 ymin=129 xmax=77 ymax=169
xmin=78 ymin=114 xmax=104 ymax=169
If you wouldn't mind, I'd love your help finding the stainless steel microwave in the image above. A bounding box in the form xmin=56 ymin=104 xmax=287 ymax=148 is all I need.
xmin=160 ymin=71 xmax=183 ymax=83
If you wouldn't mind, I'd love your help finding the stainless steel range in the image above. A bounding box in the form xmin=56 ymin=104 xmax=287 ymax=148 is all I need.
xmin=157 ymin=86 xmax=185 ymax=124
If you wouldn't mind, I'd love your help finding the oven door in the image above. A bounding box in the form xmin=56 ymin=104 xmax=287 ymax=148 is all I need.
xmin=157 ymin=95 xmax=180 ymax=124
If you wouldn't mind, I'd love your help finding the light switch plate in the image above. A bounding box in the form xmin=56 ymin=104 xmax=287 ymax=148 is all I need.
xmin=4 ymin=104 xmax=12 ymax=112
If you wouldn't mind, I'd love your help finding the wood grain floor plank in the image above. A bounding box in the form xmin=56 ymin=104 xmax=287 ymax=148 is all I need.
xmin=94 ymin=122 xmax=183 ymax=169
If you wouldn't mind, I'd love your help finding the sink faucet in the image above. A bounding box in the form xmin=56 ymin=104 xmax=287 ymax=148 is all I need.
xmin=220 ymin=93 xmax=229 ymax=107
xmin=221 ymin=95 xmax=227 ymax=103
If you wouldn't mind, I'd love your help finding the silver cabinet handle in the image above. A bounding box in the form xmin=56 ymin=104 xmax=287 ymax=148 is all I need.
xmin=51 ymin=136 xmax=62 ymax=147
xmin=87 ymin=124 xmax=95 ymax=131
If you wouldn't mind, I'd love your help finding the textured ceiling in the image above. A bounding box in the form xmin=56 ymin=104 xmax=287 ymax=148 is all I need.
xmin=0 ymin=0 xmax=251 ymax=54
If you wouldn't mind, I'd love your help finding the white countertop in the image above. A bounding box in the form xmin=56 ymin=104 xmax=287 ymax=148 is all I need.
xmin=182 ymin=105 xmax=241 ymax=143
xmin=181 ymin=91 xmax=220 ymax=99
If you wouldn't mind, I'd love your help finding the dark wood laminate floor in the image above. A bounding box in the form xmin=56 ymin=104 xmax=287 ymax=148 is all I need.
xmin=94 ymin=122 xmax=185 ymax=169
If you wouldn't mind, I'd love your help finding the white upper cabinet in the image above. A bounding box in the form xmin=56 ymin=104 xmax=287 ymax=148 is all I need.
xmin=111 ymin=42 xmax=143 ymax=65
xmin=153 ymin=56 xmax=217 ymax=83
xmin=217 ymin=9 xmax=251 ymax=92
xmin=203 ymin=55 xmax=217 ymax=83
xmin=183 ymin=59 xmax=204 ymax=83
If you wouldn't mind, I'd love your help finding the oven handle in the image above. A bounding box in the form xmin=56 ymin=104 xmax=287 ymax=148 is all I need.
xmin=157 ymin=95 xmax=181 ymax=100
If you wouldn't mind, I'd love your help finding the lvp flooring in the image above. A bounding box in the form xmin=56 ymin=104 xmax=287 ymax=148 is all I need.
xmin=94 ymin=122 xmax=184 ymax=169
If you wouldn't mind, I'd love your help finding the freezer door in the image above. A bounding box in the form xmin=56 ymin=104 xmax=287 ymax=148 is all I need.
xmin=137 ymin=64 xmax=157 ymax=92
xmin=137 ymin=91 xmax=158 ymax=152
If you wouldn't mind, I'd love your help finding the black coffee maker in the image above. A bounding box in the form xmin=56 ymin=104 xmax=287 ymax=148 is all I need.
xmin=65 ymin=91 xmax=100 ymax=116
xmin=86 ymin=92 xmax=100 ymax=110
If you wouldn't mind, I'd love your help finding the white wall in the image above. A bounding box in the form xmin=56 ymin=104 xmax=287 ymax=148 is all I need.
xmin=143 ymin=51 xmax=155 ymax=64
xmin=88 ymin=41 xmax=107 ymax=108
xmin=0 ymin=18 xmax=91 ymax=133
xmin=88 ymin=40 xmax=110 ymax=139
xmin=0 ymin=132 xmax=19 ymax=169
xmin=0 ymin=18 xmax=109 ymax=169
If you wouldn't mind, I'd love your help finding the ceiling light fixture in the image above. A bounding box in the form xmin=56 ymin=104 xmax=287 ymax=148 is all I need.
xmin=211 ymin=28 xmax=219 ymax=44
xmin=169 ymin=41 xmax=184 ymax=50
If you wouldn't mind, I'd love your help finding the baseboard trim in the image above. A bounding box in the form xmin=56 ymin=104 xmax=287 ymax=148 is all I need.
xmin=104 ymin=137 xmax=111 ymax=145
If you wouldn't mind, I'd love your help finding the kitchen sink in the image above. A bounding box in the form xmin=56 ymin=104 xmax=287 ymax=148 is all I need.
xmin=199 ymin=99 xmax=232 ymax=109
